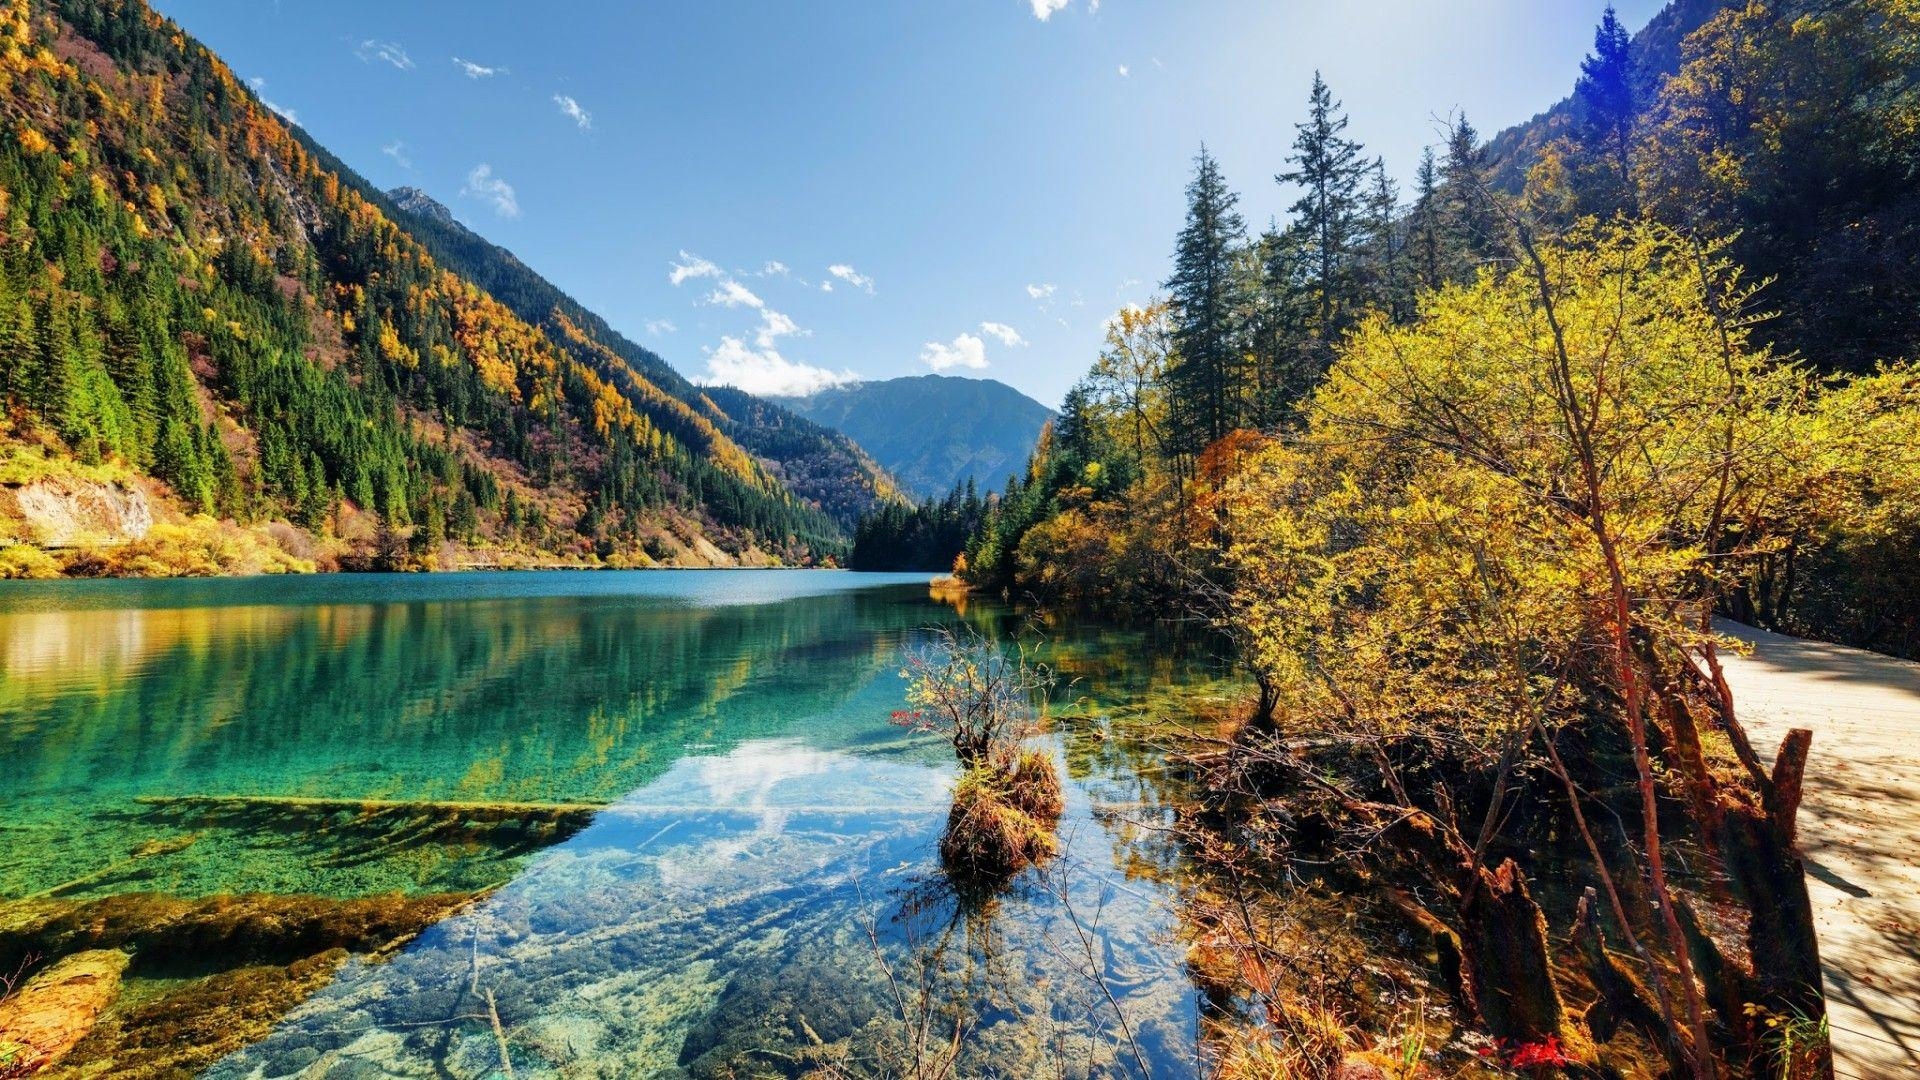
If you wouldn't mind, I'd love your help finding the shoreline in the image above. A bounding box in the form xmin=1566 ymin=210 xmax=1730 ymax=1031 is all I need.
xmin=0 ymin=546 xmax=870 ymax=583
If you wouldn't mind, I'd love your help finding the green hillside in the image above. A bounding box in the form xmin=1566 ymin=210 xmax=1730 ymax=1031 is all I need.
xmin=0 ymin=0 xmax=844 ymax=575
xmin=1483 ymin=0 xmax=1734 ymax=190
xmin=1483 ymin=0 xmax=1920 ymax=372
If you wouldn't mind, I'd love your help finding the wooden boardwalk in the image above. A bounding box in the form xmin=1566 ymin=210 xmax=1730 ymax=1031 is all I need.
xmin=1715 ymin=622 xmax=1920 ymax=1080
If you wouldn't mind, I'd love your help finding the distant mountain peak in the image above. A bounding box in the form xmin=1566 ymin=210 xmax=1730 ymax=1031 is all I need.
xmin=782 ymin=375 xmax=1053 ymax=499
xmin=386 ymin=186 xmax=456 ymax=225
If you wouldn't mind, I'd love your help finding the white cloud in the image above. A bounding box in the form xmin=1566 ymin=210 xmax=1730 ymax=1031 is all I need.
xmin=695 ymin=337 xmax=857 ymax=397
xmin=820 ymin=281 xmax=834 ymax=293
xmin=706 ymin=279 xmax=764 ymax=309
xmin=646 ymin=319 xmax=677 ymax=336
xmin=921 ymin=333 xmax=990 ymax=372
xmin=672 ymin=258 xmax=824 ymax=389
xmin=245 ymin=77 xmax=297 ymax=123
xmin=553 ymin=94 xmax=592 ymax=130
xmin=827 ymin=264 xmax=874 ymax=294
xmin=381 ymin=140 xmax=412 ymax=169
xmin=461 ymin=163 xmax=518 ymax=218
xmin=1029 ymin=0 xmax=1072 ymax=20
xmin=356 ymin=39 xmax=414 ymax=70
xmin=1026 ymin=283 xmax=1056 ymax=300
xmin=979 ymin=321 xmax=1026 ymax=348
xmin=755 ymin=309 xmax=803 ymax=349
xmin=668 ymin=251 xmax=721 ymax=286
xmin=1117 ymin=64 xmax=1130 ymax=77
xmin=453 ymin=56 xmax=503 ymax=78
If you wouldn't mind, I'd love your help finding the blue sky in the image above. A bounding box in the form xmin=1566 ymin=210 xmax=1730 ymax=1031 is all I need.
xmin=153 ymin=0 xmax=1664 ymax=409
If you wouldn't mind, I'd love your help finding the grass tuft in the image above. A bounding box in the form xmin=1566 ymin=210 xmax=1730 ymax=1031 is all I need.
xmin=938 ymin=761 xmax=1061 ymax=884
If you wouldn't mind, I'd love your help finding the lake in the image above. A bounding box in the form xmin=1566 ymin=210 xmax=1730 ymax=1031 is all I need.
xmin=0 ymin=570 xmax=1215 ymax=1078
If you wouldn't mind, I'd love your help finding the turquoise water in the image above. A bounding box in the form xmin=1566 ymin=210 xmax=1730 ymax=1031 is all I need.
xmin=0 ymin=570 xmax=1207 ymax=1077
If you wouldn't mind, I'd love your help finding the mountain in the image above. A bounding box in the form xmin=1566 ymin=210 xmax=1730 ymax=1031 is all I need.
xmin=781 ymin=375 xmax=1053 ymax=500
xmin=378 ymin=186 xmax=902 ymax=529
xmin=1483 ymin=0 xmax=1733 ymax=190
xmin=0 ymin=0 xmax=843 ymax=572
xmin=1483 ymin=0 xmax=1920 ymax=371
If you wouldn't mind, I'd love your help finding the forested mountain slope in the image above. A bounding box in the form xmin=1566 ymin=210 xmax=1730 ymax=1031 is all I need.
xmin=782 ymin=375 xmax=1052 ymax=500
xmin=0 ymin=0 xmax=843 ymax=574
xmin=691 ymin=383 xmax=902 ymax=528
xmin=1483 ymin=0 xmax=1733 ymax=190
xmin=1485 ymin=0 xmax=1920 ymax=371
xmin=380 ymin=185 xmax=902 ymax=530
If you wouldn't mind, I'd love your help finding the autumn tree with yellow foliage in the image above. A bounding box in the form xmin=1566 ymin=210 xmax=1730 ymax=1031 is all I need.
xmin=1191 ymin=219 xmax=1903 ymax=1076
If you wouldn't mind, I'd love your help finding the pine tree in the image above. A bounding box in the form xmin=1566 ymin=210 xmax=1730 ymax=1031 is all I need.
xmin=1057 ymin=384 xmax=1100 ymax=463
xmin=0 ymin=294 xmax=36 ymax=404
xmin=1278 ymin=73 xmax=1370 ymax=383
xmin=1574 ymin=5 xmax=1639 ymax=206
xmin=1363 ymin=161 xmax=1410 ymax=321
xmin=1409 ymin=147 xmax=1449 ymax=293
xmin=1164 ymin=146 xmax=1249 ymax=460
xmin=206 ymin=425 xmax=239 ymax=516
xmin=1441 ymin=113 xmax=1504 ymax=270
xmin=1249 ymin=225 xmax=1312 ymax=425
xmin=103 ymin=302 xmax=158 ymax=458
xmin=450 ymin=486 xmax=479 ymax=541
xmin=154 ymin=414 xmax=213 ymax=512
xmin=33 ymin=295 xmax=77 ymax=432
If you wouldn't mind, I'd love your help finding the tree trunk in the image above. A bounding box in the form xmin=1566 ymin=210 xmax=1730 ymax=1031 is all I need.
xmin=1573 ymin=888 xmax=1690 ymax=1076
xmin=1457 ymin=858 xmax=1568 ymax=1044
xmin=1371 ymin=809 xmax=1578 ymax=1050
xmin=1655 ymin=650 xmax=1831 ymax=1075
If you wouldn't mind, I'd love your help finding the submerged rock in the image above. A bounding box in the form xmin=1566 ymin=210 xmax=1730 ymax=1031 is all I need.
xmin=0 ymin=891 xmax=481 ymax=1078
xmin=46 ymin=950 xmax=349 ymax=1079
xmin=0 ymin=891 xmax=475 ymax=976
xmin=0 ymin=948 xmax=129 ymax=1074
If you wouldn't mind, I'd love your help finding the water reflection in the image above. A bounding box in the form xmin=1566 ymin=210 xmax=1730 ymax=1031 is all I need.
xmin=0 ymin=571 xmax=1220 ymax=1077
xmin=0 ymin=573 xmax=945 ymax=898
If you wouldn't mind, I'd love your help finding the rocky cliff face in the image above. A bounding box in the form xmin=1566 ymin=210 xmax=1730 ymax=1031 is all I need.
xmin=386 ymin=186 xmax=457 ymax=225
xmin=3 ymin=478 xmax=154 ymax=548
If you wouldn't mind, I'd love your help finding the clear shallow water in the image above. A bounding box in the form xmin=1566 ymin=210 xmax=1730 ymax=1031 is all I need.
xmin=0 ymin=570 xmax=1208 ymax=1077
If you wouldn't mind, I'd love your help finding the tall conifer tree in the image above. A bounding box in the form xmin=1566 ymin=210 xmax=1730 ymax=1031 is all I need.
xmin=1575 ymin=5 xmax=1639 ymax=202
xmin=1164 ymin=146 xmax=1248 ymax=459
xmin=1409 ymin=147 xmax=1449 ymax=294
xmin=1441 ymin=113 xmax=1504 ymax=270
xmin=1278 ymin=73 xmax=1370 ymax=382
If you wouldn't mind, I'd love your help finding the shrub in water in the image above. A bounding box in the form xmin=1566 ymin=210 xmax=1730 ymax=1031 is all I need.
xmin=938 ymin=766 xmax=1059 ymax=882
